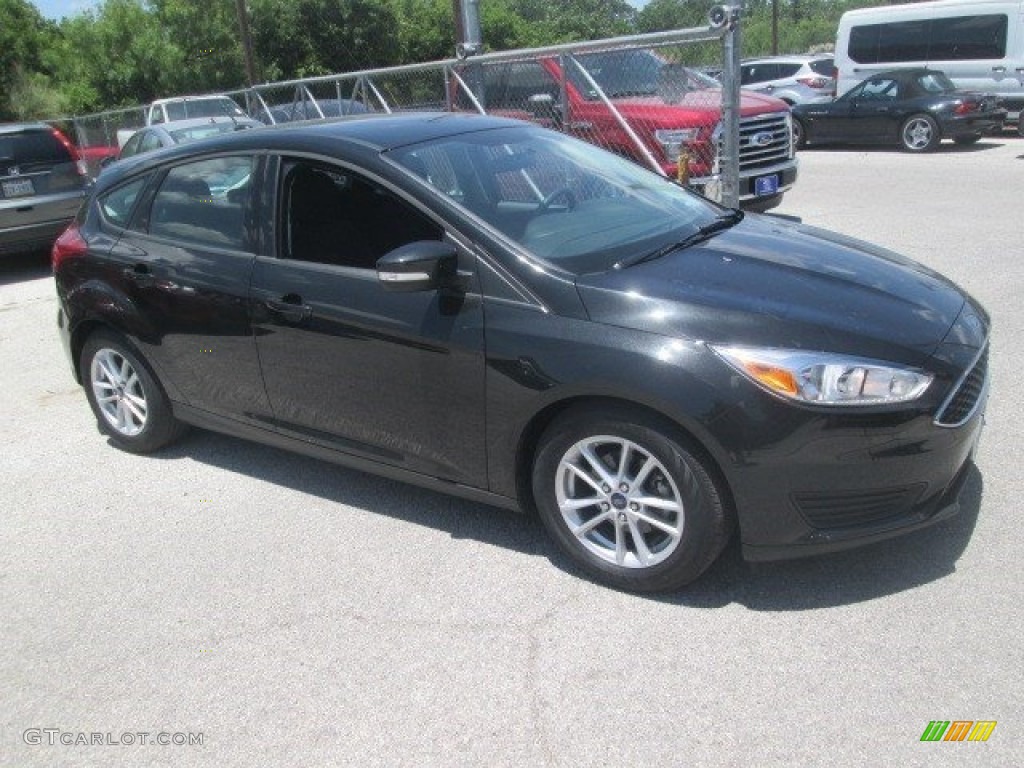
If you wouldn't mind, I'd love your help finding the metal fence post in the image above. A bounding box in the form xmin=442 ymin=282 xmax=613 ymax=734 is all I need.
xmin=720 ymin=4 xmax=743 ymax=208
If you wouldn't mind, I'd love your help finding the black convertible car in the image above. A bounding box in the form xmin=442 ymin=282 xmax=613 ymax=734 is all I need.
xmin=792 ymin=68 xmax=1006 ymax=151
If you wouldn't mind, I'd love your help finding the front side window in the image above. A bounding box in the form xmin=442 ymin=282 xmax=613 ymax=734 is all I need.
xmin=860 ymin=78 xmax=899 ymax=100
xmin=139 ymin=131 xmax=163 ymax=154
xmin=120 ymin=132 xmax=143 ymax=159
xmin=389 ymin=125 xmax=716 ymax=275
xmin=148 ymin=156 xmax=255 ymax=250
xmin=281 ymin=161 xmax=442 ymax=269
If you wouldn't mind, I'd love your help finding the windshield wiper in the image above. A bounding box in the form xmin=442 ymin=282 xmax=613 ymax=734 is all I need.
xmin=614 ymin=210 xmax=744 ymax=269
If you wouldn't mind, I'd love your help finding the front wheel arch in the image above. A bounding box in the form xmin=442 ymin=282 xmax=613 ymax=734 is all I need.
xmin=515 ymin=396 xmax=736 ymax=523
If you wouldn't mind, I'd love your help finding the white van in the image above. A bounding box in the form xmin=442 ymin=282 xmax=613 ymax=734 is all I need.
xmin=835 ymin=0 xmax=1024 ymax=123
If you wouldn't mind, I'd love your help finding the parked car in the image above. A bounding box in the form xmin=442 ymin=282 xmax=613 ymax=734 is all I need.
xmin=739 ymin=54 xmax=836 ymax=104
xmin=792 ymin=68 xmax=1006 ymax=151
xmin=53 ymin=113 xmax=988 ymax=592
xmin=114 ymin=117 xmax=263 ymax=163
xmin=116 ymin=95 xmax=248 ymax=147
xmin=1 ymin=123 xmax=90 ymax=256
xmin=455 ymin=49 xmax=799 ymax=212
xmin=258 ymin=98 xmax=371 ymax=124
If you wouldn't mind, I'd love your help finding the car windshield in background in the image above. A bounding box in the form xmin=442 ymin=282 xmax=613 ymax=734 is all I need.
xmin=917 ymin=72 xmax=957 ymax=93
xmin=165 ymin=98 xmax=245 ymax=120
xmin=568 ymin=50 xmax=719 ymax=100
xmin=168 ymin=123 xmax=246 ymax=143
xmin=389 ymin=126 xmax=715 ymax=274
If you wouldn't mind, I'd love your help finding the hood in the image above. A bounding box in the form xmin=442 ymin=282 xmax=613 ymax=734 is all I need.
xmin=611 ymin=89 xmax=790 ymax=120
xmin=575 ymin=215 xmax=970 ymax=366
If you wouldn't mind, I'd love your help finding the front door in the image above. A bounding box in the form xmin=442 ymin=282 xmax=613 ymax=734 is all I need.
xmin=249 ymin=158 xmax=487 ymax=486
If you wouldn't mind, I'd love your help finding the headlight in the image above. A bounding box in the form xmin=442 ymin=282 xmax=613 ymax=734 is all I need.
xmin=655 ymin=128 xmax=700 ymax=162
xmin=711 ymin=346 xmax=933 ymax=406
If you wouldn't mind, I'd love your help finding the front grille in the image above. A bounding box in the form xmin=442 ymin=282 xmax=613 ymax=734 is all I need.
xmin=935 ymin=346 xmax=989 ymax=427
xmin=738 ymin=113 xmax=792 ymax=171
xmin=793 ymin=485 xmax=926 ymax=530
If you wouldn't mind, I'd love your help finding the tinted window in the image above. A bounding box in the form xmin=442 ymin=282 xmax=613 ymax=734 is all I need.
xmin=0 ymin=129 xmax=72 ymax=168
xmin=809 ymin=58 xmax=834 ymax=76
xmin=848 ymin=15 xmax=1007 ymax=63
xmin=917 ymin=72 xmax=957 ymax=93
xmin=120 ymin=132 xmax=143 ymax=159
xmin=282 ymin=161 xmax=442 ymax=269
xmin=139 ymin=131 xmax=163 ymax=154
xmin=100 ymin=176 xmax=150 ymax=228
xmin=148 ymin=156 xmax=255 ymax=250
xmin=776 ymin=63 xmax=802 ymax=79
xmin=930 ymin=15 xmax=1007 ymax=60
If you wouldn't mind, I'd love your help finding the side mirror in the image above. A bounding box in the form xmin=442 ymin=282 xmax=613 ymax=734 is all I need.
xmin=376 ymin=240 xmax=458 ymax=293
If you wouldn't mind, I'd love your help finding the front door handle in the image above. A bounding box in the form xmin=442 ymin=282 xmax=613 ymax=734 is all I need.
xmin=266 ymin=294 xmax=312 ymax=325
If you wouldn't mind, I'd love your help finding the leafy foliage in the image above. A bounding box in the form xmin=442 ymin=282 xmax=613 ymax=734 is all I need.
xmin=4 ymin=0 xmax=879 ymax=120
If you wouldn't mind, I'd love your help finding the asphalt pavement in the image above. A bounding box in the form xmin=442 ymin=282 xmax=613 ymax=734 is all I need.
xmin=2 ymin=134 xmax=1021 ymax=767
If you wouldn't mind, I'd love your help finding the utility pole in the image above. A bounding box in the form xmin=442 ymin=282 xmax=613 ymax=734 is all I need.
xmin=452 ymin=0 xmax=484 ymax=107
xmin=234 ymin=0 xmax=258 ymax=86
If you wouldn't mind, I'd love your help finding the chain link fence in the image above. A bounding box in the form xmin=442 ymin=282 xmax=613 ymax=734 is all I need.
xmin=49 ymin=15 xmax=798 ymax=208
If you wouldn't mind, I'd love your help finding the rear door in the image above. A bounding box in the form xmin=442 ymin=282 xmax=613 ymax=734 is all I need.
xmin=105 ymin=153 xmax=269 ymax=419
xmin=249 ymin=156 xmax=487 ymax=486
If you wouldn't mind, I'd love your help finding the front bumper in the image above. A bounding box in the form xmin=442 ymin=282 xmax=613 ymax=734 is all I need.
xmin=730 ymin=379 xmax=986 ymax=562
xmin=690 ymin=159 xmax=799 ymax=206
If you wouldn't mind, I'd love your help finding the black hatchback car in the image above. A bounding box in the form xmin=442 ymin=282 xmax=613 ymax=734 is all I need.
xmin=792 ymin=68 xmax=1006 ymax=151
xmin=53 ymin=114 xmax=989 ymax=592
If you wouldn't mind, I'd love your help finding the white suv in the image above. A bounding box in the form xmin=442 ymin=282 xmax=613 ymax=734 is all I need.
xmin=739 ymin=55 xmax=835 ymax=105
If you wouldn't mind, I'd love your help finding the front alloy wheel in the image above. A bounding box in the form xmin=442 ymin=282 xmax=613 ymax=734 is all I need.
xmin=533 ymin=406 xmax=731 ymax=592
xmin=554 ymin=436 xmax=684 ymax=569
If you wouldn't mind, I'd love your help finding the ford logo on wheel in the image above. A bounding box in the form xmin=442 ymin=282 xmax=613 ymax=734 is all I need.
xmin=751 ymin=131 xmax=774 ymax=148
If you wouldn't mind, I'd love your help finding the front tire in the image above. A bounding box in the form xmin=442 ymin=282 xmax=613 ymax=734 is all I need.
xmin=792 ymin=117 xmax=807 ymax=150
xmin=901 ymin=114 xmax=941 ymax=152
xmin=80 ymin=331 xmax=186 ymax=453
xmin=531 ymin=406 xmax=731 ymax=592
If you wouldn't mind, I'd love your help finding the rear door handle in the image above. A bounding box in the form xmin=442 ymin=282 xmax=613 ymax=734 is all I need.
xmin=266 ymin=294 xmax=312 ymax=325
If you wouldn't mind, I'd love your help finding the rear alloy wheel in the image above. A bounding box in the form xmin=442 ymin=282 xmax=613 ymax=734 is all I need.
xmin=81 ymin=331 xmax=186 ymax=453
xmin=901 ymin=114 xmax=941 ymax=152
xmin=532 ymin=407 xmax=731 ymax=592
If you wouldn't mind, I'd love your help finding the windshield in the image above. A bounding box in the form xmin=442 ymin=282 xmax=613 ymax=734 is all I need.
xmin=568 ymin=50 xmax=720 ymax=100
xmin=168 ymin=123 xmax=244 ymax=143
xmin=388 ymin=126 xmax=718 ymax=275
xmin=165 ymin=98 xmax=246 ymax=121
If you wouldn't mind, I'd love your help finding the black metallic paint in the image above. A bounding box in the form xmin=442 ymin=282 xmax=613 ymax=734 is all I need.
xmin=55 ymin=114 xmax=989 ymax=563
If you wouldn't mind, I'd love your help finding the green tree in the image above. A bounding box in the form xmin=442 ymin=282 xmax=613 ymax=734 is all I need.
xmin=0 ymin=0 xmax=57 ymax=119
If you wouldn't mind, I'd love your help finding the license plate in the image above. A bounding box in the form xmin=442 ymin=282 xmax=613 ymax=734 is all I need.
xmin=2 ymin=178 xmax=35 ymax=198
xmin=754 ymin=174 xmax=778 ymax=196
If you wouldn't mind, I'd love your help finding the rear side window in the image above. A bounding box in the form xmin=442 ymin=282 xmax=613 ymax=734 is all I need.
xmin=848 ymin=14 xmax=1007 ymax=63
xmin=148 ymin=156 xmax=255 ymax=250
xmin=100 ymin=176 xmax=151 ymax=228
xmin=0 ymin=129 xmax=72 ymax=170
xmin=809 ymin=59 xmax=834 ymax=76
xmin=776 ymin=63 xmax=802 ymax=79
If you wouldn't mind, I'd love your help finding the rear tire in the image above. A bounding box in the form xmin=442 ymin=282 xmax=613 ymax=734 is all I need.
xmin=531 ymin=405 xmax=732 ymax=592
xmin=80 ymin=331 xmax=186 ymax=453
xmin=900 ymin=114 xmax=941 ymax=152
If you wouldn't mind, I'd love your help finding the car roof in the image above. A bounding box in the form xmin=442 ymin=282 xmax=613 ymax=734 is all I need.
xmin=97 ymin=112 xmax=527 ymax=189
xmin=0 ymin=122 xmax=55 ymax=135
xmin=742 ymin=54 xmax=833 ymax=64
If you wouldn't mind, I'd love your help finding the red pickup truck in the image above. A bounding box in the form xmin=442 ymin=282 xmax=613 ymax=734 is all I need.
xmin=458 ymin=49 xmax=798 ymax=211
